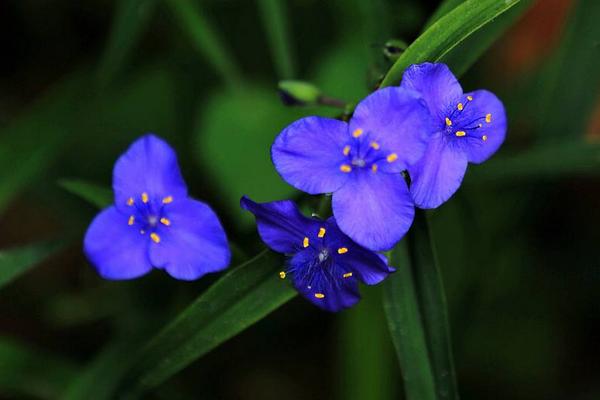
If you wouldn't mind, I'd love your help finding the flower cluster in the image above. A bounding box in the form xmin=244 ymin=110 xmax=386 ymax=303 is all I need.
xmin=83 ymin=62 xmax=505 ymax=312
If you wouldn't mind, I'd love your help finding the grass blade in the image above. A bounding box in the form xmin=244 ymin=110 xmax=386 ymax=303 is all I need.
xmin=258 ymin=0 xmax=296 ymax=79
xmin=0 ymin=241 xmax=64 ymax=289
xmin=59 ymin=179 xmax=113 ymax=209
xmin=380 ymin=0 xmax=523 ymax=87
xmin=121 ymin=249 xmax=296 ymax=394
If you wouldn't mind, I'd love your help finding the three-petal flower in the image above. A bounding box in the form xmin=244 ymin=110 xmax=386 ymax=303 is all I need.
xmin=84 ymin=134 xmax=231 ymax=280
xmin=271 ymin=87 xmax=434 ymax=251
xmin=400 ymin=62 xmax=507 ymax=208
xmin=241 ymin=196 xmax=393 ymax=312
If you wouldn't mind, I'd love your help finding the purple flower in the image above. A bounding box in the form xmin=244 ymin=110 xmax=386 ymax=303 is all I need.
xmin=240 ymin=196 xmax=393 ymax=312
xmin=400 ymin=62 xmax=507 ymax=208
xmin=271 ymin=87 xmax=433 ymax=251
xmin=84 ymin=134 xmax=230 ymax=280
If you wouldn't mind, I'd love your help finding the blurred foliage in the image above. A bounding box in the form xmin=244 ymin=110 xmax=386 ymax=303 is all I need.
xmin=0 ymin=0 xmax=598 ymax=399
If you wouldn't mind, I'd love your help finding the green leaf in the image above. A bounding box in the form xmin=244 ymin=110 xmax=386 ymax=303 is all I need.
xmin=383 ymin=241 xmax=437 ymax=400
xmin=537 ymin=0 xmax=600 ymax=143
xmin=423 ymin=0 xmax=465 ymax=29
xmin=121 ymin=250 xmax=296 ymax=394
xmin=0 ymin=241 xmax=65 ymax=289
xmin=380 ymin=0 xmax=523 ymax=87
xmin=258 ymin=0 xmax=296 ymax=79
xmin=96 ymin=0 xmax=159 ymax=87
xmin=193 ymin=85 xmax=306 ymax=225
xmin=0 ymin=337 xmax=77 ymax=399
xmin=59 ymin=179 xmax=112 ymax=209
xmin=166 ymin=0 xmax=242 ymax=88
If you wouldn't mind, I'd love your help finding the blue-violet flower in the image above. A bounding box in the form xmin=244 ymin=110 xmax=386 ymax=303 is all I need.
xmin=271 ymin=87 xmax=434 ymax=251
xmin=84 ymin=134 xmax=230 ymax=280
xmin=241 ymin=196 xmax=393 ymax=312
xmin=400 ymin=62 xmax=507 ymax=208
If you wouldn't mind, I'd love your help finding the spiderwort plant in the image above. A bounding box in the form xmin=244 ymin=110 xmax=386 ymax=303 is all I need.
xmin=271 ymin=87 xmax=434 ymax=251
xmin=84 ymin=134 xmax=231 ymax=280
xmin=241 ymin=196 xmax=393 ymax=312
xmin=400 ymin=62 xmax=507 ymax=208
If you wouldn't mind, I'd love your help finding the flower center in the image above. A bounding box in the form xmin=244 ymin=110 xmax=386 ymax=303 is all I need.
xmin=444 ymin=96 xmax=491 ymax=142
xmin=125 ymin=192 xmax=174 ymax=243
xmin=339 ymin=128 xmax=398 ymax=174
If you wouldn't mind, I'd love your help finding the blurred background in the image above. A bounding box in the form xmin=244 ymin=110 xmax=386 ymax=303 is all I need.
xmin=0 ymin=0 xmax=598 ymax=399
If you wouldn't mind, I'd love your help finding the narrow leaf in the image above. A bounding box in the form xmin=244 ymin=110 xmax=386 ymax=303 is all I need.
xmin=121 ymin=250 xmax=296 ymax=394
xmin=383 ymin=241 xmax=437 ymax=400
xmin=424 ymin=0 xmax=465 ymax=30
xmin=380 ymin=0 xmax=523 ymax=87
xmin=59 ymin=179 xmax=112 ymax=209
xmin=258 ymin=0 xmax=296 ymax=79
xmin=0 ymin=241 xmax=64 ymax=289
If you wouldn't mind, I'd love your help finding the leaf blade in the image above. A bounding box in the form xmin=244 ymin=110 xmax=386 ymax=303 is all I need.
xmin=59 ymin=179 xmax=113 ymax=209
xmin=0 ymin=241 xmax=65 ymax=289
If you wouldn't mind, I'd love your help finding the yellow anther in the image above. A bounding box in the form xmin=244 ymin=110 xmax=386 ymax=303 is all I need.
xmin=150 ymin=233 xmax=160 ymax=243
xmin=318 ymin=227 xmax=326 ymax=238
xmin=160 ymin=217 xmax=171 ymax=226
xmin=127 ymin=197 xmax=134 ymax=206
xmin=371 ymin=164 xmax=378 ymax=173
xmin=314 ymin=293 xmax=325 ymax=299
xmin=343 ymin=272 xmax=353 ymax=278
xmin=482 ymin=135 xmax=488 ymax=141
xmin=467 ymin=95 xmax=473 ymax=101
xmin=455 ymin=131 xmax=466 ymax=137
xmin=485 ymin=113 xmax=492 ymax=123
xmin=445 ymin=117 xmax=452 ymax=126
xmin=352 ymin=128 xmax=363 ymax=138
xmin=128 ymin=215 xmax=135 ymax=226
xmin=337 ymin=247 xmax=348 ymax=254
xmin=386 ymin=153 xmax=398 ymax=163
xmin=343 ymin=145 xmax=351 ymax=156
xmin=303 ymin=237 xmax=309 ymax=248
xmin=370 ymin=141 xmax=380 ymax=150
xmin=279 ymin=271 xmax=286 ymax=279
xmin=162 ymin=196 xmax=173 ymax=204
xmin=141 ymin=192 xmax=149 ymax=203
xmin=340 ymin=164 xmax=352 ymax=173
xmin=457 ymin=103 xmax=464 ymax=111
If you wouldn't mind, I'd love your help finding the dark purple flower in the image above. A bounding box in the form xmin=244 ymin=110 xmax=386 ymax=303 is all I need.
xmin=241 ymin=196 xmax=393 ymax=312
xmin=271 ymin=87 xmax=433 ymax=251
xmin=84 ymin=134 xmax=230 ymax=280
xmin=400 ymin=62 xmax=507 ymax=208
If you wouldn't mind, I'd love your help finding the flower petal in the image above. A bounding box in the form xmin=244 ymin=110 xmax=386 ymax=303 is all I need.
xmin=463 ymin=90 xmax=507 ymax=163
xmin=349 ymin=87 xmax=433 ymax=169
xmin=84 ymin=206 xmax=152 ymax=280
xmin=271 ymin=117 xmax=350 ymax=194
xmin=332 ymin=171 xmax=415 ymax=251
xmin=240 ymin=196 xmax=317 ymax=254
xmin=113 ymin=134 xmax=188 ymax=211
xmin=148 ymin=199 xmax=230 ymax=281
xmin=400 ymin=62 xmax=463 ymax=120
xmin=409 ymin=133 xmax=468 ymax=209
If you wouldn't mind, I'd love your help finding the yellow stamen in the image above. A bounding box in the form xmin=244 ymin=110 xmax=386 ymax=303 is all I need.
xmin=128 ymin=215 xmax=135 ymax=226
xmin=162 ymin=196 xmax=173 ymax=204
xmin=141 ymin=192 xmax=149 ymax=203
xmin=445 ymin=117 xmax=452 ymax=126
xmin=127 ymin=197 xmax=134 ymax=206
xmin=467 ymin=95 xmax=473 ymax=101
xmin=150 ymin=233 xmax=160 ymax=243
xmin=455 ymin=131 xmax=466 ymax=137
xmin=482 ymin=135 xmax=488 ymax=141
xmin=343 ymin=272 xmax=353 ymax=278
xmin=386 ymin=153 xmax=398 ymax=163
xmin=371 ymin=164 xmax=378 ymax=173
xmin=370 ymin=141 xmax=380 ymax=150
xmin=485 ymin=113 xmax=492 ymax=123
xmin=352 ymin=128 xmax=363 ymax=138
xmin=279 ymin=271 xmax=286 ymax=279
xmin=457 ymin=102 xmax=464 ymax=111
xmin=160 ymin=217 xmax=171 ymax=226
xmin=303 ymin=237 xmax=309 ymax=248
xmin=337 ymin=247 xmax=348 ymax=254
xmin=340 ymin=164 xmax=352 ymax=173
xmin=314 ymin=293 xmax=325 ymax=299
xmin=343 ymin=145 xmax=351 ymax=156
xmin=318 ymin=227 xmax=326 ymax=238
